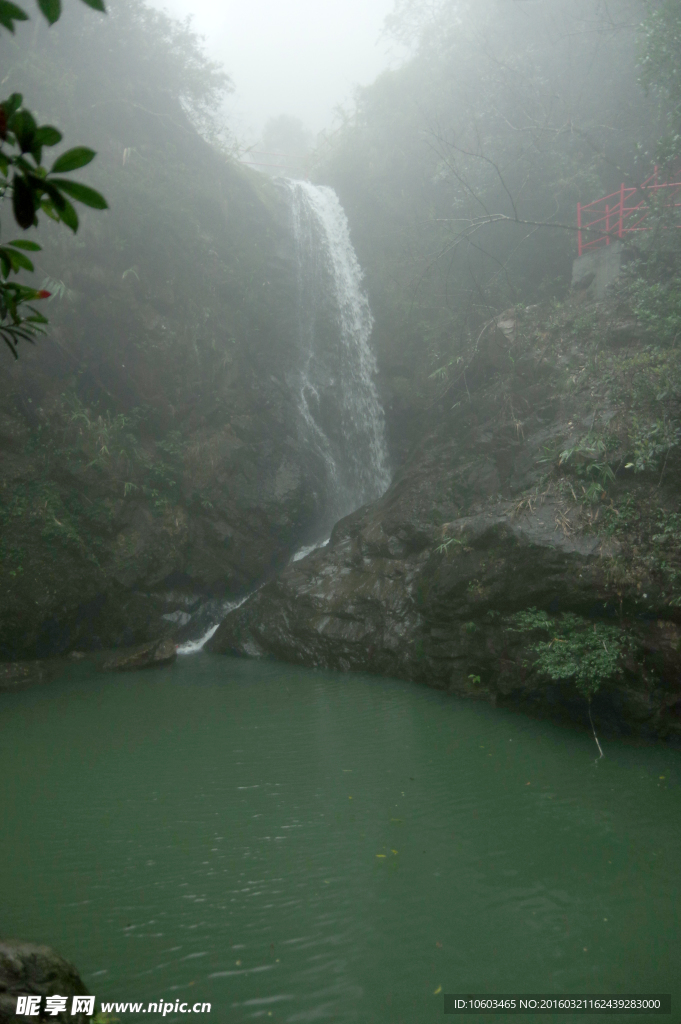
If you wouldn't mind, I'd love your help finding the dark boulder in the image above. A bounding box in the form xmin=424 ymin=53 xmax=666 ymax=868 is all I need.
xmin=101 ymin=636 xmax=176 ymax=671
xmin=0 ymin=661 xmax=58 ymax=692
xmin=0 ymin=941 xmax=91 ymax=1023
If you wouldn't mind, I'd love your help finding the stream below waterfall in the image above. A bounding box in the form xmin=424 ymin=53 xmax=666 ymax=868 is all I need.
xmin=1 ymin=656 xmax=679 ymax=1023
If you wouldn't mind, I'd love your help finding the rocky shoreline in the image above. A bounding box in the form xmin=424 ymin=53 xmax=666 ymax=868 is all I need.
xmin=3 ymin=298 xmax=681 ymax=742
xmin=0 ymin=638 xmax=178 ymax=692
xmin=208 ymin=301 xmax=681 ymax=741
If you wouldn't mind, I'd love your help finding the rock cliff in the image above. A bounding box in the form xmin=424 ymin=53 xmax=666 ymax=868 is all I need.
xmin=0 ymin=162 xmax=330 ymax=659
xmin=209 ymin=298 xmax=681 ymax=739
xmin=0 ymin=4 xmax=341 ymax=659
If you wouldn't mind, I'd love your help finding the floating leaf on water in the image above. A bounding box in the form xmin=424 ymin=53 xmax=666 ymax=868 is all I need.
xmin=376 ymin=854 xmax=386 ymax=858
xmin=390 ymin=818 xmax=403 ymax=823
xmin=391 ymin=849 xmax=398 ymax=855
xmin=434 ymin=986 xmax=442 ymax=995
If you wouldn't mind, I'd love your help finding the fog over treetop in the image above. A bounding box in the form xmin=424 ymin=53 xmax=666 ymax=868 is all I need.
xmin=147 ymin=0 xmax=398 ymax=139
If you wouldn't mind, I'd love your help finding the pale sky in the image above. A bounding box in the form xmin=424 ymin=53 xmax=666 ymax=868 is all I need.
xmin=148 ymin=0 xmax=400 ymax=144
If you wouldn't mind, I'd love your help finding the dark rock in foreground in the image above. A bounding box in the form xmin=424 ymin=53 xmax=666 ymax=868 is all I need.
xmin=101 ymin=636 xmax=177 ymax=671
xmin=0 ymin=941 xmax=91 ymax=1023
xmin=0 ymin=661 xmax=59 ymax=691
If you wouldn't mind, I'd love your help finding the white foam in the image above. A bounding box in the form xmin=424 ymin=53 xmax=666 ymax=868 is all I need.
xmin=176 ymin=595 xmax=250 ymax=655
xmin=283 ymin=179 xmax=391 ymax=522
xmin=291 ymin=538 xmax=329 ymax=562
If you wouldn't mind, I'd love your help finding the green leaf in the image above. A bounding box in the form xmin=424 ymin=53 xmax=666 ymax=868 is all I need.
xmin=21 ymin=305 xmax=49 ymax=323
xmin=50 ymin=177 xmax=107 ymax=209
xmin=12 ymin=174 xmax=35 ymax=229
xmin=40 ymin=180 xmax=81 ymax=231
xmin=50 ymin=146 xmax=96 ymax=174
xmin=2 ymin=93 xmax=23 ymax=117
xmin=12 ymin=108 xmax=37 ymax=152
xmin=13 ymin=154 xmax=37 ymax=176
xmin=36 ymin=0 xmax=61 ymax=24
xmin=0 ymin=1 xmax=29 ymax=32
xmin=0 ymin=332 xmax=19 ymax=358
xmin=33 ymin=125 xmax=62 ymax=148
xmin=8 ymin=248 xmax=34 ymax=272
xmin=58 ymin=196 xmax=79 ymax=232
xmin=41 ymin=179 xmax=66 ymax=210
xmin=39 ymin=198 xmax=60 ymax=222
xmin=78 ymin=0 xmax=105 ymax=9
xmin=8 ymin=239 xmax=41 ymax=250
xmin=1 ymin=246 xmax=34 ymax=272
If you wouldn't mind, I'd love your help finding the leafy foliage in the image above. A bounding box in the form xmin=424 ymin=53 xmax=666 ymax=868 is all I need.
xmin=507 ymin=608 xmax=628 ymax=699
xmin=626 ymin=265 xmax=681 ymax=342
xmin=600 ymin=496 xmax=681 ymax=604
xmin=558 ymin=436 xmax=616 ymax=503
xmin=638 ymin=0 xmax=681 ymax=167
xmin=317 ymin=0 xmax=656 ymax=396
xmin=0 ymin=0 xmax=107 ymax=356
xmin=628 ymin=413 xmax=681 ymax=473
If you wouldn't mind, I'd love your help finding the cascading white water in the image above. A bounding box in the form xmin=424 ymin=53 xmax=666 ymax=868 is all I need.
xmin=284 ymin=179 xmax=391 ymax=525
xmin=179 ymin=182 xmax=391 ymax=651
xmin=176 ymin=594 xmax=252 ymax=655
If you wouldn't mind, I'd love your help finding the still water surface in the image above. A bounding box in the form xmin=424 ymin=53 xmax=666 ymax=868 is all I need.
xmin=1 ymin=656 xmax=679 ymax=1023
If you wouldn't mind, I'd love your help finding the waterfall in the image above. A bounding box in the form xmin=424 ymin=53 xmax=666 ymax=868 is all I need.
xmin=179 ymin=182 xmax=391 ymax=653
xmin=284 ymin=179 xmax=391 ymax=528
xmin=176 ymin=593 xmax=252 ymax=655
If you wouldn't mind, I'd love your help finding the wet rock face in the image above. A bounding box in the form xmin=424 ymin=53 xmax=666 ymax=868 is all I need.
xmin=101 ymin=636 xmax=177 ymax=671
xmin=0 ymin=661 xmax=59 ymax=692
xmin=0 ymin=175 xmax=330 ymax=661
xmin=209 ymin=334 xmax=681 ymax=740
xmin=0 ymin=941 xmax=91 ymax=1024
xmin=0 ymin=373 xmax=327 ymax=660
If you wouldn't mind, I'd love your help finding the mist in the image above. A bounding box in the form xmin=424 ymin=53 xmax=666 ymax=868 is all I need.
xmin=147 ymin=0 xmax=398 ymax=140
xmin=2 ymin=0 xmax=681 ymax=1018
